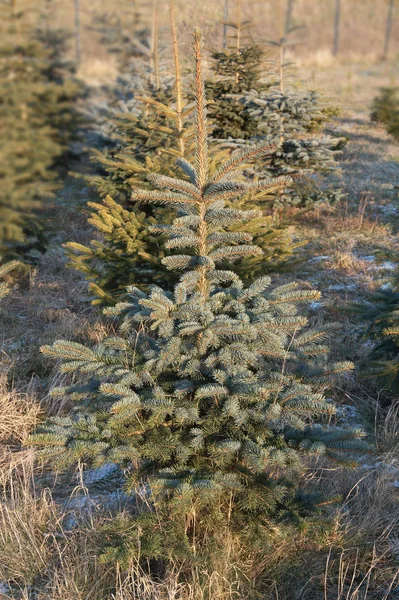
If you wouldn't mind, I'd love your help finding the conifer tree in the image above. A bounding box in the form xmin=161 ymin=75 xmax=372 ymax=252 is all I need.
xmin=202 ymin=23 xmax=343 ymax=281
xmin=358 ymin=261 xmax=399 ymax=398
xmin=207 ymin=23 xmax=344 ymax=211
xmin=239 ymin=88 xmax=345 ymax=208
xmin=30 ymin=30 xmax=367 ymax=570
xmin=66 ymin=196 xmax=170 ymax=306
xmin=371 ymin=87 xmax=399 ymax=142
xmin=205 ymin=44 xmax=271 ymax=140
xmin=0 ymin=0 xmax=84 ymax=255
xmin=70 ymin=6 xmax=302 ymax=303
xmin=67 ymin=5 xmax=194 ymax=305
xmin=34 ymin=0 xmax=85 ymax=150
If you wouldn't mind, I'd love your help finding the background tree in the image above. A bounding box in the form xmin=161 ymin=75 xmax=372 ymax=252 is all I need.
xmin=333 ymin=0 xmax=341 ymax=57
xmin=206 ymin=45 xmax=271 ymax=140
xmin=357 ymin=254 xmax=399 ymax=399
xmin=67 ymin=5 xmax=195 ymax=305
xmin=383 ymin=0 xmax=395 ymax=60
xmin=371 ymin=86 xmax=399 ymax=141
xmin=0 ymin=0 xmax=84 ymax=258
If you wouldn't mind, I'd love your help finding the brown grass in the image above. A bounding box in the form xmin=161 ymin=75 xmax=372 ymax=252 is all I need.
xmin=0 ymin=375 xmax=40 ymax=446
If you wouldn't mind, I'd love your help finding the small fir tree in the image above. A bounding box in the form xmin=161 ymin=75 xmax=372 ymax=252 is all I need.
xmin=239 ymin=88 xmax=345 ymax=209
xmin=34 ymin=2 xmax=86 ymax=152
xmin=66 ymin=196 xmax=169 ymax=306
xmin=30 ymin=30 xmax=367 ymax=571
xmin=67 ymin=5 xmax=194 ymax=305
xmin=205 ymin=44 xmax=271 ymax=140
xmin=69 ymin=7 xmax=302 ymax=304
xmin=207 ymin=22 xmax=344 ymax=211
xmin=203 ymin=27 xmax=343 ymax=280
xmin=371 ymin=87 xmax=399 ymax=142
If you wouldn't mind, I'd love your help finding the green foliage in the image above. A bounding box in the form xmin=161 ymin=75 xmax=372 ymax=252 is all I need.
xmin=30 ymin=30 xmax=367 ymax=570
xmin=205 ymin=45 xmax=271 ymax=140
xmin=371 ymin=87 xmax=399 ymax=142
xmin=206 ymin=39 xmax=344 ymax=211
xmin=85 ymin=83 xmax=192 ymax=203
xmin=69 ymin=10 xmax=195 ymax=305
xmin=0 ymin=0 xmax=84 ymax=255
xmin=358 ymin=264 xmax=399 ymax=398
xmin=70 ymin=38 xmax=302 ymax=303
xmin=66 ymin=196 xmax=170 ymax=305
xmin=233 ymin=89 xmax=345 ymax=209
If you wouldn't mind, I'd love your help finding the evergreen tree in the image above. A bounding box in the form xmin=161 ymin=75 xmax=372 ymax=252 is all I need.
xmin=202 ymin=29 xmax=343 ymax=281
xmin=0 ymin=0 xmax=84 ymax=256
xmin=239 ymin=88 xmax=345 ymax=209
xmin=34 ymin=1 xmax=86 ymax=151
xmin=206 ymin=23 xmax=344 ymax=211
xmin=30 ymin=30 xmax=367 ymax=571
xmin=371 ymin=87 xmax=399 ymax=142
xmin=67 ymin=5 xmax=194 ymax=305
xmin=358 ymin=258 xmax=399 ymax=398
xmin=69 ymin=7 xmax=302 ymax=304
xmin=91 ymin=0 xmax=159 ymax=80
xmin=66 ymin=196 xmax=169 ymax=306
xmin=205 ymin=44 xmax=271 ymax=140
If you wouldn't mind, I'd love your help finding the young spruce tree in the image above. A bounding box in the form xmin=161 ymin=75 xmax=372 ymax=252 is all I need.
xmin=30 ymin=30 xmax=367 ymax=571
xmin=66 ymin=5 xmax=194 ymax=305
xmin=207 ymin=21 xmax=343 ymax=208
xmin=204 ymin=25 xmax=343 ymax=281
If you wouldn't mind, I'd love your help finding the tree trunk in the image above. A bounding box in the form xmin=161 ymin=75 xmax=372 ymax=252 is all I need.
xmin=333 ymin=0 xmax=341 ymax=56
xmin=74 ymin=0 xmax=81 ymax=64
xmin=383 ymin=0 xmax=395 ymax=60
xmin=285 ymin=0 xmax=294 ymax=34
xmin=223 ymin=0 xmax=229 ymax=48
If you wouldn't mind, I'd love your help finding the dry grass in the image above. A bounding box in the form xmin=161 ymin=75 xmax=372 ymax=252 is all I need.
xmin=0 ymin=375 xmax=40 ymax=446
xmin=0 ymin=376 xmax=41 ymax=489
xmin=321 ymin=547 xmax=399 ymax=600
xmin=377 ymin=401 xmax=399 ymax=456
xmin=0 ymin=479 xmax=59 ymax=586
xmin=0 ymin=457 xmax=397 ymax=598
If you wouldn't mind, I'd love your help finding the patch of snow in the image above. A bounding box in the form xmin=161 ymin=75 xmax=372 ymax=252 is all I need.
xmin=376 ymin=261 xmax=396 ymax=271
xmin=62 ymin=490 xmax=136 ymax=530
xmin=328 ymin=283 xmax=358 ymax=291
xmin=308 ymin=255 xmax=331 ymax=263
xmin=0 ymin=582 xmax=9 ymax=594
xmin=310 ymin=301 xmax=322 ymax=310
xmin=83 ymin=462 xmax=119 ymax=485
